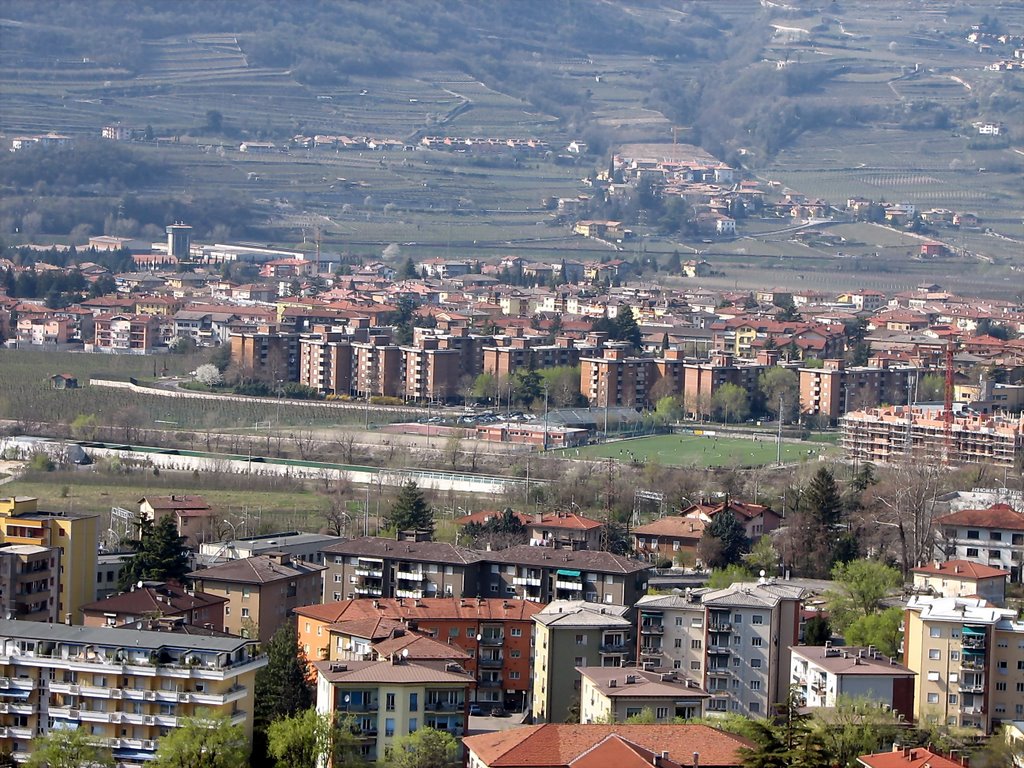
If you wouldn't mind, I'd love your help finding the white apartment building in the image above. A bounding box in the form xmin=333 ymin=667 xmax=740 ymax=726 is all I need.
xmin=790 ymin=644 xmax=915 ymax=720
xmin=634 ymin=593 xmax=706 ymax=680
xmin=700 ymin=581 xmax=804 ymax=718
xmin=935 ymin=504 xmax=1024 ymax=583
xmin=0 ymin=620 xmax=265 ymax=765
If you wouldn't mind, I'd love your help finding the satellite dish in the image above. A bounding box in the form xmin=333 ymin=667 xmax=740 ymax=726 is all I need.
xmin=402 ymin=649 xmax=409 ymax=658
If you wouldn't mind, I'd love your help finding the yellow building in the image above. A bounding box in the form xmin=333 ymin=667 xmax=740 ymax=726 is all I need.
xmin=314 ymin=657 xmax=473 ymax=764
xmin=0 ymin=496 xmax=98 ymax=624
xmin=905 ymin=595 xmax=1024 ymax=733
xmin=0 ymin=619 xmax=265 ymax=764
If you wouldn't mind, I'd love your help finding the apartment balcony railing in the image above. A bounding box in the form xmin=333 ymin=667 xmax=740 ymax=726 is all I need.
xmin=479 ymin=635 xmax=504 ymax=646
xmin=478 ymin=657 xmax=503 ymax=669
xmin=640 ymin=624 xmax=664 ymax=635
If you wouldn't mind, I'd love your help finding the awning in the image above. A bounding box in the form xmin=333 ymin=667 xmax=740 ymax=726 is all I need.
xmin=556 ymin=569 xmax=581 ymax=578
xmin=0 ymin=689 xmax=30 ymax=699
xmin=961 ymin=626 xmax=986 ymax=636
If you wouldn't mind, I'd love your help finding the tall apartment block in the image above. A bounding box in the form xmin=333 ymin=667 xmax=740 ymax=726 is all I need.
xmin=904 ymin=595 xmax=1024 ymax=732
xmin=0 ymin=496 xmax=97 ymax=625
xmin=0 ymin=544 xmax=59 ymax=622
xmin=531 ymin=601 xmax=633 ymax=724
xmin=634 ymin=582 xmax=803 ymax=719
xmin=0 ymin=620 xmax=265 ymax=764
xmin=799 ymin=359 xmax=922 ymax=422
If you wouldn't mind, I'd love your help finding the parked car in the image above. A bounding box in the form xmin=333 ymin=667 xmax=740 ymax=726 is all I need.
xmin=469 ymin=704 xmax=485 ymax=716
xmin=490 ymin=707 xmax=510 ymax=718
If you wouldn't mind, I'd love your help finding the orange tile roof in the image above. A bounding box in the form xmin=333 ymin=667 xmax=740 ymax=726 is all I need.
xmin=571 ymin=735 xmax=682 ymax=768
xmin=631 ymin=516 xmax=706 ymax=539
xmin=294 ymin=597 xmax=545 ymax=625
xmin=463 ymin=724 xmax=750 ymax=767
xmin=857 ymin=747 xmax=962 ymax=768
xmin=911 ymin=559 xmax=1009 ymax=579
xmin=935 ymin=503 xmax=1024 ymax=531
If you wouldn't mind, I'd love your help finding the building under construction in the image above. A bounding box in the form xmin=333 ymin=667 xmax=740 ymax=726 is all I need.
xmin=840 ymin=406 xmax=1024 ymax=468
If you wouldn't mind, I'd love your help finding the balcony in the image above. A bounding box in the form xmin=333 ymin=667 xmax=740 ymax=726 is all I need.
xmin=395 ymin=588 xmax=424 ymax=599
xmin=354 ymin=586 xmax=383 ymax=597
xmin=425 ymin=701 xmax=465 ymax=712
xmin=513 ymin=576 xmax=542 ymax=587
xmin=396 ymin=570 xmax=424 ymax=581
xmin=600 ymin=643 xmax=629 ymax=655
xmin=479 ymin=635 xmax=504 ymax=646
xmin=479 ymin=657 xmax=503 ymax=669
xmin=338 ymin=701 xmax=379 ymax=713
xmin=478 ymin=679 xmax=503 ymax=689
xmin=354 ymin=567 xmax=383 ymax=578
xmin=555 ymin=580 xmax=583 ymax=592
xmin=961 ymin=636 xmax=986 ymax=650
xmin=639 ymin=647 xmax=662 ymax=658
xmin=960 ymin=659 xmax=985 ymax=672
xmin=962 ymin=706 xmax=984 ymax=716
xmin=959 ymin=681 xmax=985 ymax=694
xmin=709 ymin=623 xmax=733 ymax=633
xmin=708 ymin=645 xmax=731 ymax=655
xmin=640 ymin=623 xmax=664 ymax=635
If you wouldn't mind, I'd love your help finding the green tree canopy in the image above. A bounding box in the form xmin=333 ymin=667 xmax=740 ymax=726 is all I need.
xmin=843 ymin=607 xmax=903 ymax=658
xmin=826 ymin=559 xmax=902 ymax=631
xmin=614 ymin=305 xmax=642 ymax=350
xmin=711 ymin=382 xmax=750 ymax=424
xmin=267 ymin=708 xmax=365 ymax=768
xmin=803 ymin=614 xmax=831 ymax=646
xmin=119 ymin=515 xmax=190 ymax=590
xmin=387 ymin=481 xmax=434 ymax=534
xmin=254 ymin=623 xmax=313 ymax=729
xmin=150 ymin=713 xmax=248 ymax=768
xmin=706 ymin=563 xmax=753 ymax=589
xmin=389 ymin=727 xmax=458 ymax=768
xmin=758 ymin=367 xmax=799 ymax=421
xmin=804 ymin=466 xmax=843 ymax=528
xmin=461 ymin=507 xmax=527 ymax=550
xmin=26 ymin=728 xmax=113 ymax=768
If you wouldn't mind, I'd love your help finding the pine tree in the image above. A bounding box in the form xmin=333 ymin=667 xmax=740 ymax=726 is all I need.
xmin=698 ymin=510 xmax=749 ymax=569
xmin=614 ymin=306 xmax=642 ymax=350
xmin=254 ymin=624 xmax=313 ymax=730
xmin=387 ymin=481 xmax=433 ymax=534
xmin=119 ymin=515 xmax=190 ymax=590
xmin=804 ymin=467 xmax=843 ymax=527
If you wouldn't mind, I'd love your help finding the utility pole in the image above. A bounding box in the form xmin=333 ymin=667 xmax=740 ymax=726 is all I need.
xmin=542 ymin=385 xmax=549 ymax=452
xmin=776 ymin=394 xmax=783 ymax=466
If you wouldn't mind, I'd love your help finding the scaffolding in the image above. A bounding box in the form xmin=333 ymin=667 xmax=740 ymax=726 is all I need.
xmin=841 ymin=406 xmax=1023 ymax=468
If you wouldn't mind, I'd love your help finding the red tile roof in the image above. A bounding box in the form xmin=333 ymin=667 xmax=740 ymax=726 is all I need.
xmin=857 ymin=747 xmax=962 ymax=768
xmin=631 ymin=516 xmax=706 ymax=539
xmin=294 ymin=597 xmax=545 ymax=624
xmin=571 ymin=735 xmax=683 ymax=768
xmin=935 ymin=503 xmax=1024 ymax=531
xmin=911 ymin=559 xmax=1009 ymax=579
xmin=463 ymin=724 xmax=750 ymax=767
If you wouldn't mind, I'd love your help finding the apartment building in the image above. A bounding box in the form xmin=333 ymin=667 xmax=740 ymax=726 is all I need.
xmin=79 ymin=582 xmax=226 ymax=632
xmin=904 ymin=595 xmax=1024 ymax=732
xmin=634 ymin=593 xmax=707 ymax=678
xmin=320 ymin=538 xmax=483 ymax=602
xmin=935 ymin=504 xmax=1024 ymax=583
xmin=578 ymin=665 xmax=708 ymax=723
xmin=465 ymin=723 xmax=751 ymax=768
xmin=295 ymin=597 xmax=541 ymax=711
xmin=680 ymin=499 xmax=781 ymax=542
xmin=800 ymin=359 xmax=922 ymax=422
xmin=632 ymin=517 xmax=706 ymax=566
xmin=229 ymin=325 xmax=299 ymax=382
xmin=482 ymin=335 xmax=600 ymax=380
xmin=912 ymin=560 xmax=1009 ymax=605
xmin=580 ymin=347 xmax=686 ymax=409
xmin=531 ymin=601 xmax=633 ymax=723
xmin=138 ymin=495 xmax=215 ymax=549
xmin=188 ymin=553 xmax=325 ymax=643
xmin=0 ymin=620 xmax=265 ymax=765
xmin=681 ymin=351 xmax=776 ymax=419
xmin=790 ymin=645 xmax=915 ymax=719
xmin=314 ymin=657 xmax=473 ymax=763
xmin=0 ymin=544 xmax=58 ymax=622
xmin=841 ymin=407 xmax=1024 ymax=469
xmin=456 ymin=510 xmax=605 ymax=551
xmin=92 ymin=313 xmax=160 ymax=353
xmin=400 ymin=340 xmax=462 ymax=401
xmin=484 ymin=546 xmax=653 ymax=607
xmin=298 ymin=331 xmax=354 ymax=394
xmin=0 ymin=496 xmax=98 ymax=625
xmin=15 ymin=316 xmax=74 ymax=347
xmin=699 ymin=581 xmax=804 ymax=718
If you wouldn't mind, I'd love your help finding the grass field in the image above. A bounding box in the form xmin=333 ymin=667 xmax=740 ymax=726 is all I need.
xmin=561 ymin=433 xmax=832 ymax=469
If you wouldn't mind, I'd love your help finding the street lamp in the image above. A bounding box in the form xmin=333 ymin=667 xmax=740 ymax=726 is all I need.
xmin=222 ymin=519 xmax=240 ymax=543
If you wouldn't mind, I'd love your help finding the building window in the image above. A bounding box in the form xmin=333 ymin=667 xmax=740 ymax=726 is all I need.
xmin=691 ymin=661 xmax=700 ymax=671
xmin=751 ymin=681 xmax=761 ymax=691
xmin=749 ymin=702 xmax=760 ymax=713
xmin=988 ymin=550 xmax=1001 ymax=559
xmin=386 ymin=693 xmax=395 ymax=711
xmin=928 ymin=649 xmax=941 ymax=660
xmin=996 ymin=682 xmax=1007 ymax=691
xmin=751 ymin=615 xmax=763 ymax=625
xmin=408 ymin=718 xmax=417 ymax=733
xmin=511 ymin=628 xmax=522 ymax=637
xmin=511 ymin=650 xmax=520 ymax=658
xmin=990 ymin=531 xmax=1002 ymax=541
xmin=949 ymin=695 xmax=958 ymax=704
xmin=385 ymin=718 xmax=395 ymax=737
xmin=966 ymin=530 xmax=980 ymax=539
xmin=751 ymin=659 xmax=762 ymax=668
xmin=656 ymin=707 xmax=669 ymax=719
xmin=241 ymin=608 xmax=250 ymax=618
xmin=625 ymin=708 xmax=643 ymax=718
xmin=510 ymin=671 xmax=520 ymax=680
xmin=927 ymin=693 xmax=939 ymax=704
xmin=966 ymin=548 xmax=979 ymax=557
xmin=929 ymin=627 xmax=941 ymax=638
xmin=576 ymin=634 xmax=587 ymax=646
xmin=691 ymin=639 xmax=701 ymax=649
xmin=574 ymin=657 xmax=585 ymax=667
xmin=751 ymin=638 xmax=762 ymax=647
xmin=927 ymin=672 xmax=940 ymax=681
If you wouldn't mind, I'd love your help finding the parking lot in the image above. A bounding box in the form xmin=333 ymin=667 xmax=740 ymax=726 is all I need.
xmin=465 ymin=712 xmax=529 ymax=736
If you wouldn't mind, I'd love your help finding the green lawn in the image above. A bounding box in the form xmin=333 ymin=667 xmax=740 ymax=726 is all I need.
xmin=561 ymin=433 xmax=832 ymax=469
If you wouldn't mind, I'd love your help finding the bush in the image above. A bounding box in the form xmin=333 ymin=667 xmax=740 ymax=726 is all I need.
xmin=29 ymin=451 xmax=55 ymax=472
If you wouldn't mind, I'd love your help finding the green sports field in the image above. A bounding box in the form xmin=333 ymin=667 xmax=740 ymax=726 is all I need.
xmin=561 ymin=433 xmax=833 ymax=469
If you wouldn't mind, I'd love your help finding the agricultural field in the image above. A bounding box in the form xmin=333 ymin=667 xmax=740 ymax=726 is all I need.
xmin=562 ymin=432 xmax=834 ymax=469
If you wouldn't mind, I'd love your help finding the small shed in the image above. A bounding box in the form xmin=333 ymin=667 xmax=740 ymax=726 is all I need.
xmin=49 ymin=374 xmax=79 ymax=390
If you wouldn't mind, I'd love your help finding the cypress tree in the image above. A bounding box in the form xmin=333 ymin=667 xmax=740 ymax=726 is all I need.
xmin=387 ymin=481 xmax=433 ymax=534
